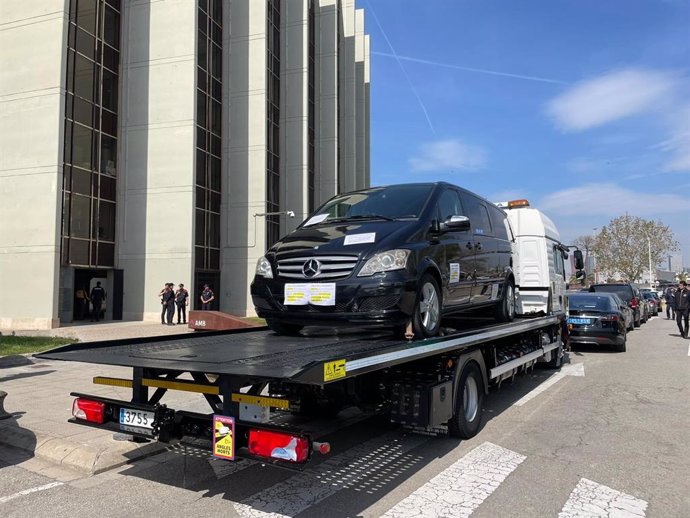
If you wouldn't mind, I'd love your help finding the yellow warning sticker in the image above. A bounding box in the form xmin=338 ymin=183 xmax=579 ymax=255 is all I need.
xmin=324 ymin=359 xmax=346 ymax=382
xmin=212 ymin=415 xmax=235 ymax=460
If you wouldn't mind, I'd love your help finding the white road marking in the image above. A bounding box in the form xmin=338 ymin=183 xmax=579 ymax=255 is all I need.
xmin=381 ymin=442 xmax=525 ymax=518
xmin=233 ymin=432 xmax=429 ymax=517
xmin=513 ymin=362 xmax=585 ymax=407
xmin=559 ymin=478 xmax=647 ymax=517
xmin=0 ymin=481 xmax=64 ymax=504
xmin=687 ymin=343 xmax=690 ymax=357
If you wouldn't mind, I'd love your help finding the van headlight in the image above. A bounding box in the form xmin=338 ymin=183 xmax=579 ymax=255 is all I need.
xmin=255 ymin=256 xmax=273 ymax=279
xmin=358 ymin=249 xmax=410 ymax=277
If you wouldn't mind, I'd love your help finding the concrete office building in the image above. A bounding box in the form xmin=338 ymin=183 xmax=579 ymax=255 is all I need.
xmin=0 ymin=0 xmax=370 ymax=330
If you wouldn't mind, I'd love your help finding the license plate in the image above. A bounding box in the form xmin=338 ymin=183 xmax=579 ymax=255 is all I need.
xmin=568 ymin=317 xmax=591 ymax=325
xmin=119 ymin=408 xmax=155 ymax=429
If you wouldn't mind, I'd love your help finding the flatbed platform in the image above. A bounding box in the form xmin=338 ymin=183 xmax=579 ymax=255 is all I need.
xmin=36 ymin=316 xmax=560 ymax=385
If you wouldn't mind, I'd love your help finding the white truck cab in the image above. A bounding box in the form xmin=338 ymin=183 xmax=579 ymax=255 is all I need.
xmin=496 ymin=200 xmax=570 ymax=316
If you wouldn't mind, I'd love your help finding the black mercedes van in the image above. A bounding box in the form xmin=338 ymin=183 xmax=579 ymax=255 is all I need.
xmin=251 ymin=182 xmax=515 ymax=337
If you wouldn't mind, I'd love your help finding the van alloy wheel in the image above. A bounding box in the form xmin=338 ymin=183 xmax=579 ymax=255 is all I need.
xmin=412 ymin=274 xmax=442 ymax=338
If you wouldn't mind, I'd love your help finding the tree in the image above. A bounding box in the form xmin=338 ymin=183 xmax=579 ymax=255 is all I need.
xmin=592 ymin=215 xmax=678 ymax=283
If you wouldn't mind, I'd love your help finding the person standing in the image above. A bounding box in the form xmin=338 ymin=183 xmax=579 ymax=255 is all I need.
xmin=161 ymin=283 xmax=176 ymax=325
xmin=75 ymin=286 xmax=89 ymax=320
xmin=175 ymin=283 xmax=189 ymax=324
xmin=200 ymin=284 xmax=215 ymax=310
xmin=674 ymin=281 xmax=689 ymax=338
xmin=159 ymin=283 xmax=171 ymax=324
xmin=90 ymin=281 xmax=106 ymax=322
xmin=665 ymin=286 xmax=676 ymax=320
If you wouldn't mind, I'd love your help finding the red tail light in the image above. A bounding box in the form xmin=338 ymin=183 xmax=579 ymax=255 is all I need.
xmin=248 ymin=429 xmax=309 ymax=463
xmin=72 ymin=398 xmax=105 ymax=424
xmin=602 ymin=314 xmax=620 ymax=321
xmin=630 ymin=297 xmax=638 ymax=309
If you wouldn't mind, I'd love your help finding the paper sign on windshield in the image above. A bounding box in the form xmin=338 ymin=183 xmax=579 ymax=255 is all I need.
xmin=304 ymin=214 xmax=328 ymax=226
xmin=344 ymin=233 xmax=376 ymax=245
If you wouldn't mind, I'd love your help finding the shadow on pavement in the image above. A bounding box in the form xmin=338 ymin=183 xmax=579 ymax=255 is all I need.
xmin=0 ymin=413 xmax=37 ymax=468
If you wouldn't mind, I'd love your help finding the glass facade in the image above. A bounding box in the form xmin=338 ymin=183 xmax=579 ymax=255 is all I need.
xmin=266 ymin=0 xmax=281 ymax=248
xmin=195 ymin=0 xmax=223 ymax=275
xmin=62 ymin=0 xmax=121 ymax=268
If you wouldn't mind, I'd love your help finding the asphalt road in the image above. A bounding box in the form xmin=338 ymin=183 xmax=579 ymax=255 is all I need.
xmin=1 ymin=316 xmax=688 ymax=517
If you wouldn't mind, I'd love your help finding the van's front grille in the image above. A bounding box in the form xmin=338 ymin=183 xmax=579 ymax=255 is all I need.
xmin=277 ymin=255 xmax=359 ymax=280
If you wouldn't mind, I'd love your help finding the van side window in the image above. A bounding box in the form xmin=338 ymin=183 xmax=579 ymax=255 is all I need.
xmin=461 ymin=194 xmax=492 ymax=235
xmin=436 ymin=189 xmax=464 ymax=222
xmin=488 ymin=205 xmax=509 ymax=240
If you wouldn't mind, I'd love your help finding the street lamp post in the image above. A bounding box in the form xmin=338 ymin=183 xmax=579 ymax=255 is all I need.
xmin=646 ymin=234 xmax=654 ymax=289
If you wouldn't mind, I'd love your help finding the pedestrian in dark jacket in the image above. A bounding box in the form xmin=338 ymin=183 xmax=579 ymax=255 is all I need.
xmin=90 ymin=281 xmax=106 ymax=322
xmin=200 ymin=284 xmax=215 ymax=310
xmin=664 ymin=287 xmax=676 ymax=320
xmin=159 ymin=283 xmax=171 ymax=324
xmin=175 ymin=283 xmax=189 ymax=324
xmin=674 ymin=281 xmax=690 ymax=338
xmin=161 ymin=283 xmax=176 ymax=325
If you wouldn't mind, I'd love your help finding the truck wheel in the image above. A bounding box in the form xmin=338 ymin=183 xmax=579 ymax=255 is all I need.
xmin=449 ymin=362 xmax=484 ymax=439
xmin=267 ymin=320 xmax=303 ymax=336
xmin=496 ymin=279 xmax=515 ymax=322
xmin=412 ymin=274 xmax=442 ymax=338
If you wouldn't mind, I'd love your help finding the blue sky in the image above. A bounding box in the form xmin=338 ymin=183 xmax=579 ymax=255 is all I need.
xmin=362 ymin=0 xmax=690 ymax=267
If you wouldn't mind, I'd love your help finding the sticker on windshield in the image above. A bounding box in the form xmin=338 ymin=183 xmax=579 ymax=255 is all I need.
xmin=304 ymin=214 xmax=328 ymax=226
xmin=344 ymin=232 xmax=376 ymax=245
xmin=449 ymin=263 xmax=460 ymax=284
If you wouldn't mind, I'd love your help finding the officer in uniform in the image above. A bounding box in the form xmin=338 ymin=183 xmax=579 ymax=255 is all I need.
xmin=175 ymin=283 xmax=189 ymax=324
xmin=200 ymin=284 xmax=215 ymax=310
xmin=90 ymin=281 xmax=106 ymax=322
xmin=162 ymin=283 xmax=176 ymax=325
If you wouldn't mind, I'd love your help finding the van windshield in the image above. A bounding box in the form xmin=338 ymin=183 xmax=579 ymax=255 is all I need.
xmin=308 ymin=184 xmax=434 ymax=224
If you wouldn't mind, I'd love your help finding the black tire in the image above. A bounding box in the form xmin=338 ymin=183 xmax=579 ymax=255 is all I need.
xmin=449 ymin=362 xmax=485 ymax=439
xmin=496 ymin=279 xmax=516 ymax=322
xmin=634 ymin=314 xmax=641 ymax=328
xmin=411 ymin=274 xmax=442 ymax=338
xmin=267 ymin=319 xmax=303 ymax=336
xmin=615 ymin=338 xmax=627 ymax=353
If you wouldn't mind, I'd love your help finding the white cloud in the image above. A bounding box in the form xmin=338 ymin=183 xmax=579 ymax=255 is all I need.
xmin=539 ymin=183 xmax=690 ymax=217
xmin=408 ymin=138 xmax=486 ymax=172
xmin=546 ymin=68 xmax=677 ymax=131
xmin=657 ymin=103 xmax=690 ymax=172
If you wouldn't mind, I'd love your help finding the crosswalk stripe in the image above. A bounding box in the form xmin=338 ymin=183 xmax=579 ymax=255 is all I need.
xmin=233 ymin=432 xmax=429 ymax=517
xmin=381 ymin=441 xmax=526 ymax=518
xmin=559 ymin=478 xmax=648 ymax=517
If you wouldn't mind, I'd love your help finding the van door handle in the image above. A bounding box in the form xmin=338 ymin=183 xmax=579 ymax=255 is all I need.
xmin=474 ymin=242 xmax=482 ymax=250
xmin=466 ymin=242 xmax=473 ymax=250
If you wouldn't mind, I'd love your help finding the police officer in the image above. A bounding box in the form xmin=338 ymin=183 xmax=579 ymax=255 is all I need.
xmin=90 ymin=281 xmax=106 ymax=322
xmin=175 ymin=283 xmax=189 ymax=324
xmin=161 ymin=283 xmax=176 ymax=325
xmin=200 ymin=284 xmax=215 ymax=310
xmin=159 ymin=283 xmax=171 ymax=324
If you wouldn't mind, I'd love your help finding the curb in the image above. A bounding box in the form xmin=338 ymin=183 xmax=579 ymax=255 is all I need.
xmin=0 ymin=421 xmax=166 ymax=475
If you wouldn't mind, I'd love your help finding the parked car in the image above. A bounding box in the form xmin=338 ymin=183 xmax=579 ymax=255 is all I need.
xmin=588 ymin=283 xmax=643 ymax=327
xmin=642 ymin=291 xmax=659 ymax=316
xmin=609 ymin=293 xmax=634 ymax=331
xmin=251 ymin=182 xmax=516 ymax=338
xmin=566 ymin=292 xmax=628 ymax=352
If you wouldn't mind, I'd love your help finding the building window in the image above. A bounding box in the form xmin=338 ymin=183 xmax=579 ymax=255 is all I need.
xmin=62 ymin=0 xmax=121 ymax=268
xmin=266 ymin=0 xmax=281 ymax=247
xmin=195 ymin=0 xmax=223 ymax=275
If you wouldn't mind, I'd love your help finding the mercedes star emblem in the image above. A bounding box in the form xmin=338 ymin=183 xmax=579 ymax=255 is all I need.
xmin=302 ymin=259 xmax=321 ymax=278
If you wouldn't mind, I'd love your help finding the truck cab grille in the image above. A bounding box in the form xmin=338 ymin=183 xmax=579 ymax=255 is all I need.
xmin=277 ymin=255 xmax=359 ymax=280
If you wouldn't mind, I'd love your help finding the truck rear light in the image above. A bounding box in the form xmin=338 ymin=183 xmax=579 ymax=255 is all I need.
xmin=72 ymin=398 xmax=105 ymax=424
xmin=248 ymin=429 xmax=309 ymax=463
xmin=314 ymin=441 xmax=331 ymax=455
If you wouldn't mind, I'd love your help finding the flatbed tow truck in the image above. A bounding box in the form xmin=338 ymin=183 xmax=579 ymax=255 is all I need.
xmin=36 ymin=314 xmax=566 ymax=466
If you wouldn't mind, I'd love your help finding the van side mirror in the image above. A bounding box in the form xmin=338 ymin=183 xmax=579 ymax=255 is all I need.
xmin=442 ymin=215 xmax=471 ymax=232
